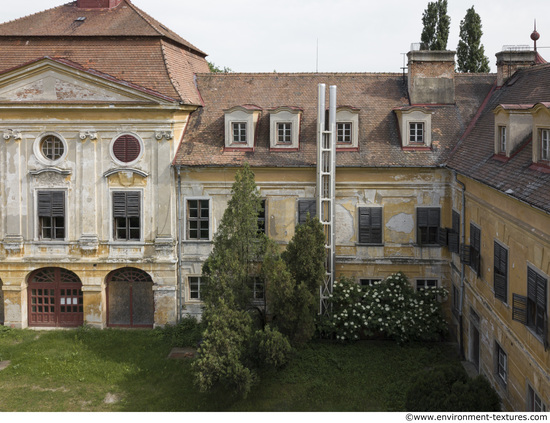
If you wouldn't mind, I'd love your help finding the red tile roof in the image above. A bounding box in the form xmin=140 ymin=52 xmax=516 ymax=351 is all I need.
xmin=0 ymin=0 xmax=210 ymax=104
xmin=173 ymin=72 xmax=494 ymax=168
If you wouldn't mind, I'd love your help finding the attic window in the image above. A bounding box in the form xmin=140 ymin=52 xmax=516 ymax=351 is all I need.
xmin=269 ymin=107 xmax=301 ymax=150
xmin=541 ymin=129 xmax=550 ymax=161
xmin=224 ymin=105 xmax=261 ymax=150
xmin=75 ymin=17 xmax=86 ymax=22
xmin=394 ymin=107 xmax=433 ymax=149
xmin=336 ymin=107 xmax=359 ymax=150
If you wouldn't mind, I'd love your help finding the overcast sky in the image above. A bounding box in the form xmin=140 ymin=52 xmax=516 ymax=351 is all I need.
xmin=3 ymin=0 xmax=550 ymax=73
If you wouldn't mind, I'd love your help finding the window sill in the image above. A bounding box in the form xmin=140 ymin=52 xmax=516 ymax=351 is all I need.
xmin=184 ymin=239 xmax=212 ymax=243
xmin=529 ymin=162 xmax=550 ymax=173
xmin=224 ymin=146 xmax=254 ymax=152
xmin=417 ymin=244 xmax=441 ymax=247
xmin=269 ymin=146 xmax=300 ymax=152
xmin=402 ymin=145 xmax=431 ymax=151
xmin=356 ymin=243 xmax=384 ymax=247
xmin=491 ymin=154 xmax=510 ymax=163
xmin=526 ymin=326 xmax=546 ymax=345
xmin=336 ymin=146 xmax=359 ymax=152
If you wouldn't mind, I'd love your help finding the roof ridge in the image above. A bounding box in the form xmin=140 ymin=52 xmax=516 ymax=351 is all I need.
xmin=123 ymin=0 xmax=164 ymax=38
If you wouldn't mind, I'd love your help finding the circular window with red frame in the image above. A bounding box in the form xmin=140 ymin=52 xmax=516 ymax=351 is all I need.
xmin=112 ymin=134 xmax=142 ymax=164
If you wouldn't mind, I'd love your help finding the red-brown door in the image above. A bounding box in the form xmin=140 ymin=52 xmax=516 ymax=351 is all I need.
xmin=107 ymin=268 xmax=154 ymax=328
xmin=28 ymin=268 xmax=83 ymax=327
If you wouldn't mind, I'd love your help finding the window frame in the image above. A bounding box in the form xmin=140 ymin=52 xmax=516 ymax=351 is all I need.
xmin=359 ymin=278 xmax=382 ymax=287
xmin=110 ymin=133 xmax=143 ymax=166
xmin=470 ymin=223 xmax=482 ymax=276
xmin=257 ymin=199 xmax=267 ymax=235
xmin=337 ymin=121 xmax=353 ymax=144
xmin=37 ymin=190 xmax=66 ymax=241
xmin=541 ymin=128 xmax=550 ymax=161
xmin=34 ymin=133 xmax=68 ymax=166
xmin=528 ymin=385 xmax=547 ymax=412
xmin=188 ymin=276 xmax=205 ymax=301
xmin=276 ymin=122 xmax=292 ymax=144
xmin=498 ymin=126 xmax=507 ymax=155
xmin=232 ymin=121 xmax=248 ymax=144
xmin=416 ymin=207 xmax=441 ymax=246
xmin=495 ymin=342 xmax=507 ymax=386
xmin=358 ymin=207 xmax=383 ymax=245
xmin=527 ymin=266 xmax=547 ymax=339
xmin=186 ymin=198 xmax=211 ymax=241
xmin=409 ymin=122 xmax=425 ymax=144
xmin=415 ymin=279 xmax=438 ymax=292
xmin=298 ymin=199 xmax=317 ymax=225
xmin=494 ymin=241 xmax=508 ymax=303
xmin=112 ymin=191 xmax=142 ymax=241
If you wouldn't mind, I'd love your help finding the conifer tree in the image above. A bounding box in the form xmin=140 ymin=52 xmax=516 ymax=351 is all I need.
xmin=420 ymin=0 xmax=451 ymax=51
xmin=456 ymin=6 xmax=490 ymax=73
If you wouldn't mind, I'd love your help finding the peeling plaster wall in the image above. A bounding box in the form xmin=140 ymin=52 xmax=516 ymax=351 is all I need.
xmin=0 ymin=105 xmax=188 ymax=328
xmin=453 ymin=176 xmax=550 ymax=411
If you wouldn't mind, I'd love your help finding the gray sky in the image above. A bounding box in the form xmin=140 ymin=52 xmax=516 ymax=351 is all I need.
xmin=3 ymin=0 xmax=550 ymax=73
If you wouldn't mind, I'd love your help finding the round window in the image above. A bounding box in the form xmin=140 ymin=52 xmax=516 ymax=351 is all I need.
xmin=112 ymin=135 xmax=141 ymax=164
xmin=40 ymin=135 xmax=65 ymax=161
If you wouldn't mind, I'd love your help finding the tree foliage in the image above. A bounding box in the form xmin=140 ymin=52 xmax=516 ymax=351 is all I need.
xmin=208 ymin=61 xmax=233 ymax=73
xmin=420 ymin=0 xmax=450 ymax=51
xmin=456 ymin=6 xmax=490 ymax=73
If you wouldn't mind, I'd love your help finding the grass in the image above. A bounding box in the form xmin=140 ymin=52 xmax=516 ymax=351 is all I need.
xmin=0 ymin=325 xmax=460 ymax=411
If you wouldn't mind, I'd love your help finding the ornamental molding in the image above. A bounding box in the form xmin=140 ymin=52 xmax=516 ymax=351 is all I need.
xmin=155 ymin=130 xmax=173 ymax=141
xmin=79 ymin=131 xmax=98 ymax=141
xmin=103 ymin=167 xmax=149 ymax=178
xmin=29 ymin=167 xmax=72 ymax=176
xmin=3 ymin=129 xmax=22 ymax=141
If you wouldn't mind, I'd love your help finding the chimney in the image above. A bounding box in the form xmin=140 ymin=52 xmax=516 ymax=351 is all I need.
xmin=76 ymin=0 xmax=122 ymax=8
xmin=407 ymin=48 xmax=456 ymax=105
xmin=496 ymin=48 xmax=536 ymax=87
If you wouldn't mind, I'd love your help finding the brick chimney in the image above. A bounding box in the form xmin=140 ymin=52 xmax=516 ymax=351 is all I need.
xmin=76 ymin=0 xmax=122 ymax=8
xmin=495 ymin=49 xmax=536 ymax=86
xmin=407 ymin=49 xmax=456 ymax=105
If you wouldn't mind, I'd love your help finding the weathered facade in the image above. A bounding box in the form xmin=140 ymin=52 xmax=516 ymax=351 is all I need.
xmin=0 ymin=0 xmax=548 ymax=412
xmin=0 ymin=0 xmax=209 ymax=328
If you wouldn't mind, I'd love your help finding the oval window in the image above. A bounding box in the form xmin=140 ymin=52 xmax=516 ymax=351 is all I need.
xmin=112 ymin=135 xmax=141 ymax=163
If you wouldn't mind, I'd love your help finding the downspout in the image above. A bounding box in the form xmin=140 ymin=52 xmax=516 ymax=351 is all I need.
xmin=176 ymin=166 xmax=183 ymax=322
xmin=454 ymin=171 xmax=466 ymax=359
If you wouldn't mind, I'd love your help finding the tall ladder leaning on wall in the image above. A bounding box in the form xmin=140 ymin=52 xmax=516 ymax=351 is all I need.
xmin=317 ymin=84 xmax=337 ymax=317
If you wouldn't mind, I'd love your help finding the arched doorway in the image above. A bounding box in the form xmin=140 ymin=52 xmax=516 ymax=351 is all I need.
xmin=106 ymin=267 xmax=154 ymax=328
xmin=28 ymin=268 xmax=83 ymax=327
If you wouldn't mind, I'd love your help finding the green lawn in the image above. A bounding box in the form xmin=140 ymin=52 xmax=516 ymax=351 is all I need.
xmin=0 ymin=326 xmax=460 ymax=411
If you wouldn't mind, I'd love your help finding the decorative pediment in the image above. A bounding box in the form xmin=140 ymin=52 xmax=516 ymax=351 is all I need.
xmin=0 ymin=58 xmax=174 ymax=105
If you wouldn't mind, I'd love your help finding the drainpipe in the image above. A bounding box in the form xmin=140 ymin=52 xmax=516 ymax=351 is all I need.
xmin=176 ymin=166 xmax=183 ymax=323
xmin=454 ymin=171 xmax=466 ymax=359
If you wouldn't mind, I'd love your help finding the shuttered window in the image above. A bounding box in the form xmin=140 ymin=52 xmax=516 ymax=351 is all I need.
xmin=113 ymin=192 xmax=141 ymax=240
xmin=527 ymin=267 xmax=547 ymax=340
xmin=417 ymin=207 xmax=440 ymax=245
xmin=257 ymin=199 xmax=266 ymax=234
xmin=470 ymin=223 xmax=482 ymax=276
xmin=37 ymin=191 xmax=65 ymax=240
xmin=112 ymin=135 xmax=141 ymax=163
xmin=298 ymin=200 xmax=317 ymax=225
xmin=448 ymin=210 xmax=460 ymax=254
xmin=494 ymin=242 xmax=508 ymax=303
xmin=358 ymin=207 xmax=383 ymax=244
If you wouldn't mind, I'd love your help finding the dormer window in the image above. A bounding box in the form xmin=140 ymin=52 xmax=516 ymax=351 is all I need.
xmin=541 ymin=129 xmax=550 ymax=161
xmin=269 ymin=107 xmax=301 ymax=150
xmin=394 ymin=107 xmax=432 ymax=149
xmin=409 ymin=122 xmax=425 ymax=144
xmin=232 ymin=122 xmax=247 ymax=143
xmin=336 ymin=107 xmax=359 ymax=150
xmin=224 ymin=105 xmax=261 ymax=150
xmin=498 ymin=126 xmax=507 ymax=154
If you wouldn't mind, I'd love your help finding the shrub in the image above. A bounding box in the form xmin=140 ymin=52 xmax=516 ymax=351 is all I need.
xmin=405 ymin=364 xmax=501 ymax=411
xmin=326 ymin=272 xmax=448 ymax=343
xmin=161 ymin=316 xmax=205 ymax=348
xmin=250 ymin=325 xmax=292 ymax=368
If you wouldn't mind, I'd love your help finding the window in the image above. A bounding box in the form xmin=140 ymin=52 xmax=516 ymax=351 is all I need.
xmin=448 ymin=210 xmax=460 ymax=254
xmin=232 ymin=122 xmax=247 ymax=143
xmin=417 ymin=207 xmax=440 ymax=245
xmin=452 ymin=284 xmax=460 ymax=316
xmin=40 ymin=135 xmax=64 ymax=161
xmin=470 ymin=223 xmax=481 ymax=276
xmin=528 ymin=385 xmax=547 ymax=412
xmin=409 ymin=122 xmax=424 ymax=144
xmin=358 ymin=207 xmax=383 ymax=244
xmin=277 ymin=122 xmax=292 ymax=144
xmin=113 ymin=192 xmax=141 ymax=240
xmin=541 ymin=129 xmax=550 ymax=161
xmin=495 ymin=343 xmax=507 ymax=385
xmin=416 ymin=279 xmax=438 ymax=291
xmin=494 ymin=242 xmax=508 ymax=302
xmin=527 ymin=267 xmax=547 ymax=338
xmin=188 ymin=276 xmax=205 ymax=300
xmin=37 ymin=191 xmax=65 ymax=240
xmin=298 ymin=200 xmax=317 ymax=225
xmin=337 ymin=122 xmax=353 ymax=144
xmin=248 ymin=277 xmax=265 ymax=300
xmin=257 ymin=199 xmax=266 ymax=234
xmin=112 ymin=134 xmax=141 ymax=164
xmin=360 ymin=278 xmax=382 ymax=287
xmin=187 ymin=199 xmax=209 ymax=240
xmin=498 ymin=126 xmax=507 ymax=154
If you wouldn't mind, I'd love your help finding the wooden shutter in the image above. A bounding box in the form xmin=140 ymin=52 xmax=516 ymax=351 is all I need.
xmin=113 ymin=192 xmax=140 ymax=217
xmin=512 ymin=293 xmax=528 ymax=325
xmin=448 ymin=231 xmax=459 ymax=254
xmin=438 ymin=227 xmax=448 ymax=246
xmin=494 ymin=242 xmax=508 ymax=302
xmin=460 ymin=244 xmax=471 ymax=265
xmin=113 ymin=135 xmax=141 ymax=163
xmin=359 ymin=207 xmax=382 ymax=244
xmin=38 ymin=191 xmax=64 ymax=217
xmin=370 ymin=207 xmax=382 ymax=243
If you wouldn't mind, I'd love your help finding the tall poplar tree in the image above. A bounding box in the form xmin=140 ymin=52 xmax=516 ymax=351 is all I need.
xmin=456 ymin=6 xmax=490 ymax=73
xmin=420 ymin=0 xmax=451 ymax=51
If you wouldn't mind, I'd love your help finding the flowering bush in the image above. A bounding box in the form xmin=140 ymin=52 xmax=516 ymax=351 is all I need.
xmin=326 ymin=272 xmax=448 ymax=343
